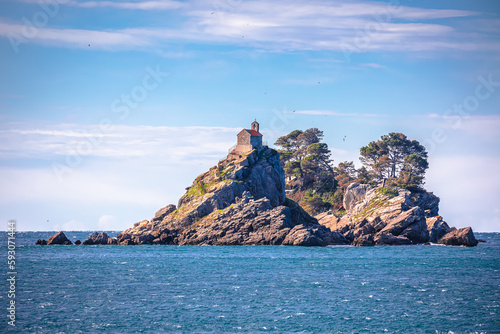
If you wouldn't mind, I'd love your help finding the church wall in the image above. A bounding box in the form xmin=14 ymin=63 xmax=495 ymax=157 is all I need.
xmin=237 ymin=131 xmax=251 ymax=145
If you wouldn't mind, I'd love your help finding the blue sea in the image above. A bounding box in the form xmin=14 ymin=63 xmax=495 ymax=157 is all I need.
xmin=0 ymin=231 xmax=499 ymax=333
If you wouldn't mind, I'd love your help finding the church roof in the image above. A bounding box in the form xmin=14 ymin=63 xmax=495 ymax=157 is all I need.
xmin=246 ymin=129 xmax=262 ymax=137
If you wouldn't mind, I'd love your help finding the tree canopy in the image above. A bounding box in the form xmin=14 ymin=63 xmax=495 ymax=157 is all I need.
xmin=274 ymin=128 xmax=334 ymax=214
xmin=359 ymin=132 xmax=428 ymax=188
xmin=275 ymin=129 xmax=430 ymax=215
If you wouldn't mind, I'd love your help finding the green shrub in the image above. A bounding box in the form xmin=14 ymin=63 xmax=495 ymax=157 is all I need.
xmin=376 ymin=187 xmax=398 ymax=198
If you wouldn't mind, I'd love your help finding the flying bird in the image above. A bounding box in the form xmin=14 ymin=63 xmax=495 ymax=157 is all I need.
xmin=343 ymin=135 xmax=347 ymax=142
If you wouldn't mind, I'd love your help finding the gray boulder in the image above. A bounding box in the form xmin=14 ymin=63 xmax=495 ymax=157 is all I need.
xmin=426 ymin=216 xmax=453 ymax=243
xmin=83 ymin=232 xmax=110 ymax=245
xmin=375 ymin=232 xmax=412 ymax=245
xmin=438 ymin=227 xmax=478 ymax=247
xmin=353 ymin=234 xmax=375 ymax=246
xmin=343 ymin=183 xmax=370 ymax=212
xmin=151 ymin=204 xmax=176 ymax=224
xmin=46 ymin=232 xmax=72 ymax=245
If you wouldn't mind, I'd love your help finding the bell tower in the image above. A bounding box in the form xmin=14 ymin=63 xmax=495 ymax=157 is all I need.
xmin=251 ymin=119 xmax=259 ymax=133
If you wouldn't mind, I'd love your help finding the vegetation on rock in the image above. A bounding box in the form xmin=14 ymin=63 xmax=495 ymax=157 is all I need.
xmin=275 ymin=129 xmax=430 ymax=217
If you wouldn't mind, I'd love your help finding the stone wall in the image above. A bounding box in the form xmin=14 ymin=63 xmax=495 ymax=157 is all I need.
xmin=237 ymin=131 xmax=251 ymax=145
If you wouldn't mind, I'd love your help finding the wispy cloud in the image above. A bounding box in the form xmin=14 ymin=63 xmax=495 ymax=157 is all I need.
xmin=288 ymin=110 xmax=386 ymax=117
xmin=15 ymin=0 xmax=184 ymax=11
xmin=1 ymin=0 xmax=495 ymax=55
xmin=0 ymin=123 xmax=240 ymax=162
xmin=360 ymin=63 xmax=385 ymax=69
xmin=3 ymin=129 xmax=120 ymax=138
xmin=430 ymin=114 xmax=500 ymax=140
xmin=0 ymin=22 xmax=148 ymax=50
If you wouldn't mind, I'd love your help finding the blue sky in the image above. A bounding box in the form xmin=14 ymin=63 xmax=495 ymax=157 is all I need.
xmin=0 ymin=0 xmax=499 ymax=232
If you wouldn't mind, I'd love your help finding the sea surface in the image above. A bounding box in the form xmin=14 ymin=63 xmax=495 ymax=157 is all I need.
xmin=0 ymin=231 xmax=499 ymax=333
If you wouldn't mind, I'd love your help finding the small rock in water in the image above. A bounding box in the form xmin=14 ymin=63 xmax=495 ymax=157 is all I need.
xmin=438 ymin=227 xmax=478 ymax=247
xmin=45 ymin=232 xmax=72 ymax=245
xmin=83 ymin=232 xmax=110 ymax=245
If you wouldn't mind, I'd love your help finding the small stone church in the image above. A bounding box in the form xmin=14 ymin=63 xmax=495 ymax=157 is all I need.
xmin=228 ymin=120 xmax=263 ymax=159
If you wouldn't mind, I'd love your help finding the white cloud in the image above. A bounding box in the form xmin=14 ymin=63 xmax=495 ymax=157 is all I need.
xmin=360 ymin=63 xmax=385 ymax=69
xmin=419 ymin=114 xmax=500 ymax=145
xmin=98 ymin=214 xmax=122 ymax=230
xmin=15 ymin=0 xmax=183 ymax=11
xmin=3 ymin=129 xmax=120 ymax=138
xmin=289 ymin=110 xmax=386 ymax=117
xmin=0 ymin=123 xmax=242 ymax=217
xmin=0 ymin=123 xmax=239 ymax=161
xmin=1 ymin=0 xmax=496 ymax=54
xmin=426 ymin=155 xmax=500 ymax=232
xmin=53 ymin=220 xmax=87 ymax=231
xmin=0 ymin=22 xmax=149 ymax=50
xmin=68 ymin=0 xmax=183 ymax=10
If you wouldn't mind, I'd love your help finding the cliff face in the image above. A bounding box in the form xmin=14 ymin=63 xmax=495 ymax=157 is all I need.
xmin=115 ymin=148 xmax=348 ymax=246
xmin=317 ymin=182 xmax=478 ymax=247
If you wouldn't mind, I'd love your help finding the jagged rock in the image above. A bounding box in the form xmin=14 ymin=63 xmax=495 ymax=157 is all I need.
xmin=375 ymin=232 xmax=412 ymax=245
xmin=83 ymin=232 xmax=110 ymax=245
xmin=353 ymin=234 xmax=375 ymax=246
xmin=282 ymin=224 xmax=346 ymax=246
xmin=107 ymin=238 xmax=118 ymax=245
xmin=74 ymin=239 xmax=81 ymax=245
xmin=398 ymin=218 xmax=429 ymax=244
xmin=35 ymin=239 xmax=47 ymax=245
xmin=318 ymin=183 xmax=477 ymax=247
xmin=116 ymin=147 xmax=346 ymax=247
xmin=438 ymin=227 xmax=478 ymax=247
xmin=343 ymin=183 xmax=370 ymax=212
xmin=377 ymin=207 xmax=429 ymax=244
xmin=152 ymin=204 xmax=176 ymax=223
xmin=426 ymin=216 xmax=453 ymax=243
xmin=316 ymin=212 xmax=339 ymax=231
xmin=45 ymin=232 xmax=72 ymax=245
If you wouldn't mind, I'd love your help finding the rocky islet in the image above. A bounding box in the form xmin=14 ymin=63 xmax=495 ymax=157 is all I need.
xmin=37 ymin=148 xmax=478 ymax=247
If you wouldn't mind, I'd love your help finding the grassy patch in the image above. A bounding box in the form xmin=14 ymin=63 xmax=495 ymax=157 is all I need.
xmin=376 ymin=187 xmax=399 ymax=198
xmin=334 ymin=209 xmax=346 ymax=218
xmin=352 ymin=193 xmax=392 ymax=223
xmin=190 ymin=217 xmax=204 ymax=229
xmin=217 ymin=204 xmax=234 ymax=214
xmin=217 ymin=163 xmax=235 ymax=178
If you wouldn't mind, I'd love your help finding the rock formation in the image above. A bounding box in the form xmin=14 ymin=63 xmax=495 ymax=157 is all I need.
xmin=83 ymin=232 xmax=110 ymax=245
xmin=317 ymin=182 xmax=478 ymax=247
xmin=438 ymin=227 xmax=478 ymax=247
xmin=113 ymin=147 xmax=348 ymax=246
xmin=36 ymin=231 xmax=72 ymax=245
